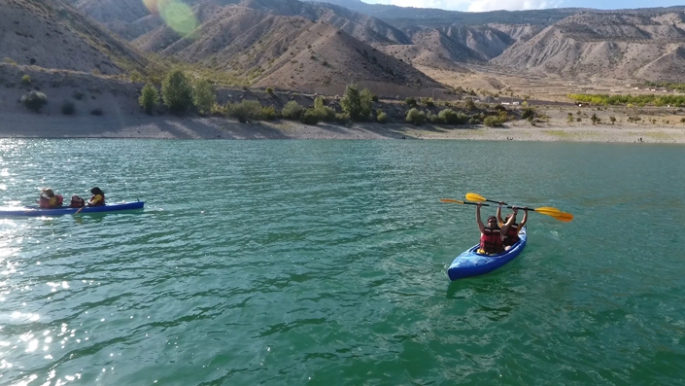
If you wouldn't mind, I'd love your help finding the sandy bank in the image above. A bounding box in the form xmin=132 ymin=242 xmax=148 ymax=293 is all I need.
xmin=1 ymin=113 xmax=684 ymax=143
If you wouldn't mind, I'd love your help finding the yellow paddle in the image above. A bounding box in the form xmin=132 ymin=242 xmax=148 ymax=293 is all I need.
xmin=463 ymin=192 xmax=574 ymax=222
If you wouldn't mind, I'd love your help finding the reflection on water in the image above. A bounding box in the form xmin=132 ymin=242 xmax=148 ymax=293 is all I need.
xmin=0 ymin=140 xmax=684 ymax=385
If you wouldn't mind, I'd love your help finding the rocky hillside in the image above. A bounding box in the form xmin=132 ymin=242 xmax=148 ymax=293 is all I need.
xmin=57 ymin=0 xmax=685 ymax=86
xmin=492 ymin=11 xmax=685 ymax=82
xmin=1 ymin=0 xmax=154 ymax=75
xmin=66 ymin=0 xmax=434 ymax=91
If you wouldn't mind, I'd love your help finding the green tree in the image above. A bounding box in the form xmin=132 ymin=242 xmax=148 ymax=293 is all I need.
xmin=193 ymin=78 xmax=216 ymax=116
xmin=341 ymin=85 xmax=373 ymax=121
xmin=139 ymin=83 xmax=159 ymax=115
xmin=359 ymin=88 xmax=374 ymax=119
xmin=161 ymin=69 xmax=193 ymax=114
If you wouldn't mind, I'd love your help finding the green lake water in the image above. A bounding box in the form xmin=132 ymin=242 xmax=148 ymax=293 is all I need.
xmin=0 ymin=139 xmax=684 ymax=385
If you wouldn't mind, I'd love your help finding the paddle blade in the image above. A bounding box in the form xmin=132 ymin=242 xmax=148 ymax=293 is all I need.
xmin=551 ymin=212 xmax=574 ymax=222
xmin=465 ymin=192 xmax=486 ymax=202
xmin=440 ymin=198 xmax=465 ymax=204
xmin=534 ymin=206 xmax=564 ymax=215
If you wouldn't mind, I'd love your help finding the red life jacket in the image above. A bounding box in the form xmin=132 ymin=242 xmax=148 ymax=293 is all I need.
xmin=480 ymin=227 xmax=504 ymax=254
xmin=503 ymin=224 xmax=520 ymax=246
xmin=70 ymin=195 xmax=85 ymax=208
xmin=90 ymin=193 xmax=105 ymax=206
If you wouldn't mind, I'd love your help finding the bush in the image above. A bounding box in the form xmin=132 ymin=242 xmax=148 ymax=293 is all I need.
xmin=483 ymin=116 xmax=504 ymax=127
xmin=21 ymin=75 xmax=31 ymax=85
xmin=438 ymin=108 xmax=466 ymax=125
xmin=406 ymin=108 xmax=426 ymax=126
xmin=465 ymin=99 xmax=476 ymax=110
xmin=468 ymin=116 xmax=480 ymax=124
xmin=4 ymin=57 xmax=17 ymax=65
xmin=282 ymin=101 xmax=305 ymax=120
xmin=405 ymin=97 xmax=417 ymax=107
xmin=139 ymin=83 xmax=159 ymax=115
xmin=377 ymin=110 xmax=388 ymax=123
xmin=521 ymin=107 xmax=535 ymax=120
xmin=266 ymin=87 xmax=274 ymax=96
xmin=61 ymin=100 xmax=75 ymax=115
xmin=230 ymin=100 xmax=264 ymax=122
xmin=591 ymin=113 xmax=601 ymax=124
xmin=21 ymin=91 xmax=48 ymax=112
xmin=129 ymin=70 xmax=144 ymax=83
xmin=193 ymin=78 xmax=216 ymax=116
xmin=261 ymin=105 xmax=279 ymax=120
xmin=335 ymin=113 xmax=349 ymax=124
xmin=427 ymin=112 xmax=443 ymax=124
xmin=301 ymin=108 xmax=320 ymax=125
xmin=90 ymin=108 xmax=103 ymax=116
xmin=73 ymin=91 xmax=84 ymax=100
xmin=423 ymin=98 xmax=435 ymax=107
xmin=371 ymin=94 xmax=379 ymax=102
xmin=681 ymin=117 xmax=685 ymax=124
xmin=315 ymin=106 xmax=336 ymax=122
xmin=161 ymin=69 xmax=193 ymax=114
xmin=609 ymin=116 xmax=616 ymax=125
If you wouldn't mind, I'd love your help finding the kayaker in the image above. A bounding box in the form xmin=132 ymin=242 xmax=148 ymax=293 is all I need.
xmin=476 ymin=203 xmax=515 ymax=255
xmin=87 ymin=187 xmax=105 ymax=207
xmin=497 ymin=204 xmax=528 ymax=250
xmin=38 ymin=188 xmax=63 ymax=209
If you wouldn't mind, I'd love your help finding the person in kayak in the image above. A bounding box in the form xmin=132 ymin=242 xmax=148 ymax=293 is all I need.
xmin=86 ymin=187 xmax=105 ymax=207
xmin=476 ymin=202 xmax=516 ymax=255
xmin=38 ymin=188 xmax=63 ymax=209
xmin=497 ymin=204 xmax=528 ymax=249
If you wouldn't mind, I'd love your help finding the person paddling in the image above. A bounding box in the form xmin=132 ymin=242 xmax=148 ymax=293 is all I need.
xmin=38 ymin=188 xmax=63 ymax=209
xmin=476 ymin=202 xmax=515 ymax=255
xmin=497 ymin=203 xmax=528 ymax=250
xmin=87 ymin=187 xmax=105 ymax=207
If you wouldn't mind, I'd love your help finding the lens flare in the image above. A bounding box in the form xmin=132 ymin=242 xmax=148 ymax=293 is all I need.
xmin=143 ymin=0 xmax=198 ymax=37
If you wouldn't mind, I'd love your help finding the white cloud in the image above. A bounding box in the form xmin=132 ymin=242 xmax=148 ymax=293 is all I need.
xmin=368 ymin=0 xmax=561 ymax=12
xmin=372 ymin=0 xmax=470 ymax=10
xmin=467 ymin=0 xmax=559 ymax=12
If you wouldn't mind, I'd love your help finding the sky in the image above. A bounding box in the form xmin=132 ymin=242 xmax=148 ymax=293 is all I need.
xmin=362 ymin=0 xmax=684 ymax=13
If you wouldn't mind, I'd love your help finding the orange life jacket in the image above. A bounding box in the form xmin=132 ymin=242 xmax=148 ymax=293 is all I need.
xmin=480 ymin=227 xmax=504 ymax=254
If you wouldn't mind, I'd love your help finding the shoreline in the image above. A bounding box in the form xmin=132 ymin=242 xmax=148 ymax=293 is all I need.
xmin=1 ymin=113 xmax=684 ymax=143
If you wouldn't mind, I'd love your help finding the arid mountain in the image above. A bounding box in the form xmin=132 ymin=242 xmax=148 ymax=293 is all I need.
xmin=65 ymin=0 xmax=433 ymax=91
xmin=492 ymin=11 xmax=685 ymax=81
xmin=58 ymin=0 xmax=685 ymax=87
xmin=70 ymin=0 xmax=412 ymax=45
xmin=311 ymin=0 xmax=580 ymax=28
xmin=0 ymin=0 xmax=153 ymax=75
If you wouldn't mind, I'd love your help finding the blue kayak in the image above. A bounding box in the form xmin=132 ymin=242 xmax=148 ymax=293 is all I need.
xmin=447 ymin=227 xmax=527 ymax=280
xmin=0 ymin=201 xmax=144 ymax=217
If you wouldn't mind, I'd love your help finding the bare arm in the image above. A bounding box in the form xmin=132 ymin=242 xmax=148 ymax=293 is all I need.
xmin=518 ymin=207 xmax=529 ymax=231
xmin=501 ymin=207 xmax=518 ymax=235
xmin=496 ymin=203 xmax=504 ymax=225
xmin=476 ymin=203 xmax=485 ymax=233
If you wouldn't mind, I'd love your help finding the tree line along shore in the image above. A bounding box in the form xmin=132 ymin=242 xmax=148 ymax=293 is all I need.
xmin=12 ymin=67 xmax=550 ymax=128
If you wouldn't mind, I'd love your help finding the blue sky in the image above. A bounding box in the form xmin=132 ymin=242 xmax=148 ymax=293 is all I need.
xmin=362 ymin=0 xmax=684 ymax=13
